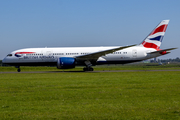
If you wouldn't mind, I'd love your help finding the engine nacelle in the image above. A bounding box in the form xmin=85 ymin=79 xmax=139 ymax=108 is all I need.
xmin=57 ymin=57 xmax=76 ymax=69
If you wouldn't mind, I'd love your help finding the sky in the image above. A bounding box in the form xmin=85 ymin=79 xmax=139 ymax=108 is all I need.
xmin=0 ymin=0 xmax=180 ymax=60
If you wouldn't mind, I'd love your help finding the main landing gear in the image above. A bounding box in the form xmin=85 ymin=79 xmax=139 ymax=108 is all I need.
xmin=83 ymin=61 xmax=94 ymax=71
xmin=15 ymin=66 xmax=21 ymax=72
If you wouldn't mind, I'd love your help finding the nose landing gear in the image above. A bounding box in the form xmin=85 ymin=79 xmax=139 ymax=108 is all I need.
xmin=15 ymin=66 xmax=21 ymax=72
xmin=17 ymin=68 xmax=21 ymax=72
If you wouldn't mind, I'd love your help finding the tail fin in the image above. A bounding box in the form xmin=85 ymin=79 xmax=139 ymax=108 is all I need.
xmin=140 ymin=20 xmax=169 ymax=49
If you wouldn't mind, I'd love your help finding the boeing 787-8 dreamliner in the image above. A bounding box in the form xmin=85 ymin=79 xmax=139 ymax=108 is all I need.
xmin=2 ymin=20 xmax=177 ymax=72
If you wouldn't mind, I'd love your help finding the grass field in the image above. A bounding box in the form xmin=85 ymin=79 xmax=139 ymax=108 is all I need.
xmin=0 ymin=64 xmax=180 ymax=119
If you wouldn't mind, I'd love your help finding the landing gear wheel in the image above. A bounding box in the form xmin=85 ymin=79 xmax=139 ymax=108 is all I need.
xmin=90 ymin=68 xmax=94 ymax=71
xmin=17 ymin=68 xmax=21 ymax=72
xmin=83 ymin=68 xmax=87 ymax=71
xmin=83 ymin=67 xmax=94 ymax=71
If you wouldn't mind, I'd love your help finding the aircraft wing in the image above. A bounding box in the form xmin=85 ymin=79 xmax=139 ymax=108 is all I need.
xmin=75 ymin=44 xmax=136 ymax=62
xmin=148 ymin=48 xmax=177 ymax=54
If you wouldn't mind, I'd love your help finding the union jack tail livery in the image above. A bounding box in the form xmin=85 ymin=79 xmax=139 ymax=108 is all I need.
xmin=140 ymin=20 xmax=169 ymax=49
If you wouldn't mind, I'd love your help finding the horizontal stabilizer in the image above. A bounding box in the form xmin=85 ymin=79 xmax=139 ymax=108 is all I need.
xmin=148 ymin=48 xmax=177 ymax=54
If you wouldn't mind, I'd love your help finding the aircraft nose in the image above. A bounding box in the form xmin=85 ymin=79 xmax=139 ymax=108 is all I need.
xmin=2 ymin=57 xmax=7 ymax=64
xmin=2 ymin=57 xmax=10 ymax=64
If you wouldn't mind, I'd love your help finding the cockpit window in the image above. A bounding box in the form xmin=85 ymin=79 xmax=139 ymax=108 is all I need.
xmin=7 ymin=54 xmax=12 ymax=57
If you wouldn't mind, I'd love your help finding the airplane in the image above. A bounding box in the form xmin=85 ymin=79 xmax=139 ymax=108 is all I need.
xmin=2 ymin=20 xmax=177 ymax=72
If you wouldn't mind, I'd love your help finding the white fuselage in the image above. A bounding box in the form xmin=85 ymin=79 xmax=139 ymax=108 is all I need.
xmin=2 ymin=46 xmax=160 ymax=66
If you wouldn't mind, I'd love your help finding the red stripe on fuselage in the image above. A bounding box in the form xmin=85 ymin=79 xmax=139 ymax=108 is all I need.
xmin=15 ymin=52 xmax=35 ymax=54
xmin=150 ymin=24 xmax=168 ymax=35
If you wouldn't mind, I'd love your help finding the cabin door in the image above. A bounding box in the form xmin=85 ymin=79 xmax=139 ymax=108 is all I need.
xmin=132 ymin=49 xmax=137 ymax=58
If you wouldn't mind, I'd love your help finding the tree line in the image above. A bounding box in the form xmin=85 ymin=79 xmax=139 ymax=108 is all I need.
xmin=150 ymin=57 xmax=180 ymax=63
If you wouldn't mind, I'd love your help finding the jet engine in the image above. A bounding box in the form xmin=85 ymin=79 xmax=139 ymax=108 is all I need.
xmin=57 ymin=57 xmax=76 ymax=69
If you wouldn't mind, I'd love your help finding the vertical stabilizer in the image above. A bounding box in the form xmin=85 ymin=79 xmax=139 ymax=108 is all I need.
xmin=140 ymin=20 xmax=169 ymax=49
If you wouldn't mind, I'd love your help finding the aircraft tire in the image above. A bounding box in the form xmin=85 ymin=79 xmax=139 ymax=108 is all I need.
xmin=90 ymin=68 xmax=94 ymax=71
xmin=17 ymin=68 xmax=21 ymax=72
xmin=83 ymin=67 xmax=94 ymax=71
xmin=83 ymin=68 xmax=86 ymax=71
